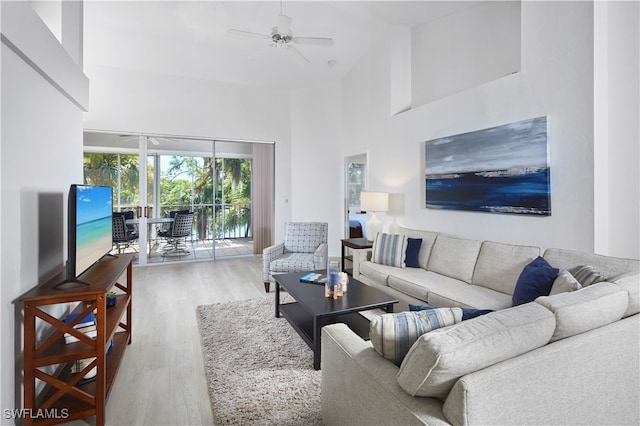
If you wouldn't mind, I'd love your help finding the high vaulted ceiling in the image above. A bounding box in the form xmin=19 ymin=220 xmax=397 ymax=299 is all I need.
xmin=83 ymin=1 xmax=482 ymax=90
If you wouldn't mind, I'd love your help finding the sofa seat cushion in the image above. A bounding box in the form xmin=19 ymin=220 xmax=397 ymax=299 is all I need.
xmin=386 ymin=268 xmax=432 ymax=301
xmin=370 ymin=308 xmax=463 ymax=366
xmin=269 ymin=253 xmax=315 ymax=272
xmin=358 ymin=261 xmax=397 ymax=285
xmin=428 ymin=235 xmax=482 ymax=284
xmin=613 ymin=273 xmax=639 ymax=317
xmin=535 ymin=282 xmax=629 ymax=342
xmin=417 ymin=272 xmax=513 ymax=310
xmin=472 ymin=241 xmax=540 ymax=295
xmin=397 ymin=303 xmax=555 ymax=400
xmin=398 ymin=227 xmax=438 ymax=270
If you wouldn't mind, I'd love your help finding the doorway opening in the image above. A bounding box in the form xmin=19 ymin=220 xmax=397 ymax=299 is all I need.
xmin=344 ymin=153 xmax=368 ymax=239
xmin=83 ymin=131 xmax=274 ymax=265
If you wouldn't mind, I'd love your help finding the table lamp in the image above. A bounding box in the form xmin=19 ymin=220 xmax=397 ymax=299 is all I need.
xmin=360 ymin=191 xmax=389 ymax=242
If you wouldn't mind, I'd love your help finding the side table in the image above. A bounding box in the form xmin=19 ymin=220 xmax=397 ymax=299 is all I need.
xmin=341 ymin=237 xmax=373 ymax=276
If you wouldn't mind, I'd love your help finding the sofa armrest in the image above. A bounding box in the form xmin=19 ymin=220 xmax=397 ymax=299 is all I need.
xmin=442 ymin=314 xmax=640 ymax=425
xmin=321 ymin=323 xmax=449 ymax=426
xmin=352 ymin=248 xmax=373 ymax=278
xmin=262 ymin=243 xmax=285 ymax=282
xmin=314 ymin=242 xmax=328 ymax=269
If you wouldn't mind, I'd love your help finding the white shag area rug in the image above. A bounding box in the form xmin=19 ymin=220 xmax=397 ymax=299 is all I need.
xmin=196 ymin=296 xmax=322 ymax=425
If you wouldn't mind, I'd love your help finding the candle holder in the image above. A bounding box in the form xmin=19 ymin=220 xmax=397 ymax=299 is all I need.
xmin=325 ymin=260 xmax=341 ymax=298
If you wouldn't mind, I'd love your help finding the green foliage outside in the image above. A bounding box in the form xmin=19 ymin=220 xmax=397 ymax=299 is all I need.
xmin=83 ymin=152 xmax=252 ymax=239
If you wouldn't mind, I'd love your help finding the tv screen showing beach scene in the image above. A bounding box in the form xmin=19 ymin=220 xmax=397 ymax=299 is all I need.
xmin=72 ymin=185 xmax=113 ymax=276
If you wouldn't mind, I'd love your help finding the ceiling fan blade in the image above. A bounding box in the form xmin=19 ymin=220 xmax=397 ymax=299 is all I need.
xmin=119 ymin=135 xmax=137 ymax=143
xmin=292 ymin=36 xmax=334 ymax=47
xmin=286 ymin=45 xmax=309 ymax=65
xmin=228 ymin=28 xmax=270 ymax=39
xmin=277 ymin=14 xmax=292 ymax=35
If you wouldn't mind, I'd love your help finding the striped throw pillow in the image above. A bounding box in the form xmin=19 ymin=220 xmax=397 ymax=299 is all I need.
xmin=370 ymin=308 xmax=463 ymax=366
xmin=372 ymin=233 xmax=407 ymax=267
xmin=569 ymin=265 xmax=607 ymax=287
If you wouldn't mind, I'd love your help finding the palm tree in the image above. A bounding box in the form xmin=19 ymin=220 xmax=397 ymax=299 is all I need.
xmin=83 ymin=153 xmax=140 ymax=208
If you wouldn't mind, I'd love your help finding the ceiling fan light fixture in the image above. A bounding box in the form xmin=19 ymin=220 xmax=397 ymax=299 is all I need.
xmin=277 ymin=14 xmax=292 ymax=36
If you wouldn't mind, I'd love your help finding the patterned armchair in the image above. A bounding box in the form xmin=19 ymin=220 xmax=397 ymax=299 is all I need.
xmin=262 ymin=222 xmax=329 ymax=292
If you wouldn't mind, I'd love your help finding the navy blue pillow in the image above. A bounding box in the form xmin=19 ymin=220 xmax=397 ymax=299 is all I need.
xmin=512 ymin=256 xmax=559 ymax=306
xmin=409 ymin=304 xmax=493 ymax=321
xmin=405 ymin=238 xmax=423 ymax=268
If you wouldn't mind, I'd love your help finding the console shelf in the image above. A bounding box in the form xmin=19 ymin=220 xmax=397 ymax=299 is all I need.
xmin=19 ymin=253 xmax=134 ymax=426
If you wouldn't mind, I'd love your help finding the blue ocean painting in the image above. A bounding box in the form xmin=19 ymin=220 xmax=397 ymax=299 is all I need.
xmin=424 ymin=117 xmax=550 ymax=216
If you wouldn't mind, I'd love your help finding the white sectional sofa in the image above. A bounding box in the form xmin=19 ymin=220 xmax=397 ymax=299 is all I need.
xmin=352 ymin=226 xmax=637 ymax=311
xmin=322 ymin=227 xmax=640 ymax=425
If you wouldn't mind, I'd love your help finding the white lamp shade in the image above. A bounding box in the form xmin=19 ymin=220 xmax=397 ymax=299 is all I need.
xmin=360 ymin=191 xmax=389 ymax=212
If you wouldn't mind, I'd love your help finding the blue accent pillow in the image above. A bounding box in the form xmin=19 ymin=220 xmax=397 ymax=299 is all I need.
xmin=409 ymin=304 xmax=493 ymax=321
xmin=405 ymin=238 xmax=423 ymax=268
xmin=512 ymin=256 xmax=559 ymax=306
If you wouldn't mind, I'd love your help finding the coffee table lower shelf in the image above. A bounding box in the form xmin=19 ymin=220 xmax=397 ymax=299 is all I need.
xmin=279 ymin=302 xmax=372 ymax=367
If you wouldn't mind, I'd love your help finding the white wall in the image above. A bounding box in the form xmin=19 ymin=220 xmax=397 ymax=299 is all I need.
xmin=82 ymin=64 xmax=293 ymax=242
xmin=1 ymin=1 xmax=86 ymax=418
xmin=411 ymin=0 xmax=521 ymax=107
xmin=594 ymin=1 xmax=639 ymax=259
xmin=340 ymin=1 xmax=629 ymax=254
xmin=289 ymin=83 xmax=343 ymax=255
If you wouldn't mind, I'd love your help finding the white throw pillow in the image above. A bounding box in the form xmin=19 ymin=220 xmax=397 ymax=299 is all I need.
xmin=549 ymin=270 xmax=582 ymax=295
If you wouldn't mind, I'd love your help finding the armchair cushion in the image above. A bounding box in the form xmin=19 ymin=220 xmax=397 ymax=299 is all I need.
xmin=283 ymin=222 xmax=328 ymax=253
xmin=270 ymin=253 xmax=316 ymax=273
xmin=263 ymin=222 xmax=329 ymax=284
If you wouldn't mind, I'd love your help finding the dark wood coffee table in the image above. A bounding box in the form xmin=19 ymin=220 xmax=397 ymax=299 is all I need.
xmin=275 ymin=271 xmax=398 ymax=370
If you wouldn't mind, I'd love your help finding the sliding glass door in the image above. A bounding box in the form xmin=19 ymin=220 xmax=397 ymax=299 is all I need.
xmin=83 ymin=131 xmax=263 ymax=265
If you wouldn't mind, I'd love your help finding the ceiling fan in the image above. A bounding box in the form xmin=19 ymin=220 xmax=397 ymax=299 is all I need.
xmin=228 ymin=2 xmax=334 ymax=64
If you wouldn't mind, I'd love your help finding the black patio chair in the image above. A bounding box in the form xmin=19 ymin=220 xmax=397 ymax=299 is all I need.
xmin=158 ymin=212 xmax=194 ymax=257
xmin=112 ymin=214 xmax=138 ymax=254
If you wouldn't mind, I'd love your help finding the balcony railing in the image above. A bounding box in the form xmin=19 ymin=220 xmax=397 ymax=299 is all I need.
xmin=156 ymin=203 xmax=251 ymax=240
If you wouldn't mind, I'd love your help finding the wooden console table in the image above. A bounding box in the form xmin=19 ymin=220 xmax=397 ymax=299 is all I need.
xmin=19 ymin=253 xmax=134 ymax=426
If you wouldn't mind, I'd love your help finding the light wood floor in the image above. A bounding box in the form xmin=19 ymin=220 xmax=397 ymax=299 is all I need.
xmin=70 ymin=255 xmax=265 ymax=425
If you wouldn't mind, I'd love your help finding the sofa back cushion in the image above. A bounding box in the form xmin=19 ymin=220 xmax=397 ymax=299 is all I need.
xmin=397 ymin=303 xmax=555 ymax=400
xmin=427 ymin=235 xmax=482 ymax=284
xmin=613 ymin=273 xmax=640 ymax=317
xmin=398 ymin=227 xmax=438 ymax=270
xmin=472 ymin=241 xmax=541 ymax=295
xmin=535 ymin=282 xmax=629 ymax=342
xmin=543 ymin=248 xmax=639 ymax=281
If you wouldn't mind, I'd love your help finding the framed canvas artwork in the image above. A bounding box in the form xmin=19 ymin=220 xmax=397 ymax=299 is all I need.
xmin=424 ymin=116 xmax=551 ymax=216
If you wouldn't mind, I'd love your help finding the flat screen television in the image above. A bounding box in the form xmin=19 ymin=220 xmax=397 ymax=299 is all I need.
xmin=61 ymin=184 xmax=113 ymax=285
